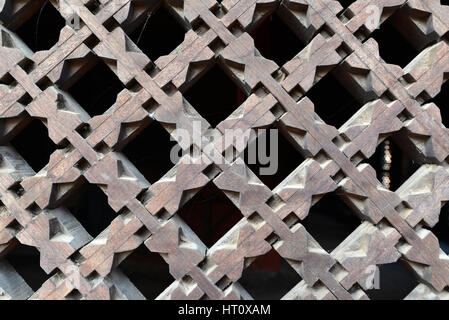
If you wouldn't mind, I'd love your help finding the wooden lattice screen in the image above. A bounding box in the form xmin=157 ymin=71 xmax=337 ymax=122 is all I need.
xmin=1 ymin=0 xmax=449 ymax=300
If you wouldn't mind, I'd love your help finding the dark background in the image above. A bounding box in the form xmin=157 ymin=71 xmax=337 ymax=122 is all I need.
xmin=3 ymin=0 xmax=449 ymax=300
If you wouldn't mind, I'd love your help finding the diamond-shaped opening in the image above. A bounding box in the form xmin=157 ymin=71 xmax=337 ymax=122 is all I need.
xmin=433 ymin=202 xmax=449 ymax=255
xmin=238 ymin=248 xmax=302 ymax=299
xmin=243 ymin=128 xmax=305 ymax=190
xmin=184 ymin=64 xmax=246 ymax=128
xmin=175 ymin=182 xmax=243 ymax=248
xmin=250 ymin=12 xmax=306 ymax=67
xmin=120 ymin=244 xmax=174 ymax=299
xmin=337 ymin=0 xmax=357 ymax=9
xmin=85 ymin=0 xmax=101 ymax=14
xmin=67 ymin=59 xmax=125 ymax=117
xmin=427 ymin=79 xmax=449 ymax=128
xmin=6 ymin=243 xmax=49 ymax=291
xmin=365 ymin=138 xmax=420 ymax=191
xmin=14 ymin=1 xmax=66 ymax=52
xmin=121 ymin=121 xmax=177 ymax=184
xmin=64 ymin=181 xmax=117 ymax=238
xmin=0 ymin=72 xmax=15 ymax=87
xmin=302 ymin=192 xmax=361 ymax=253
xmin=9 ymin=119 xmax=57 ymax=172
xmin=128 ymin=5 xmax=185 ymax=61
xmin=66 ymin=289 xmax=83 ymax=300
xmin=306 ymin=70 xmax=363 ymax=128
xmin=370 ymin=10 xmax=420 ymax=68
xmin=364 ymin=260 xmax=419 ymax=300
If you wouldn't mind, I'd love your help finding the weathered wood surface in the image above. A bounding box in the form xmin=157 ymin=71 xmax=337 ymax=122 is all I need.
xmin=0 ymin=0 xmax=448 ymax=300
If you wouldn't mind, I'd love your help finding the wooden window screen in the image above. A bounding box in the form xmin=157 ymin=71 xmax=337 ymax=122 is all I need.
xmin=0 ymin=0 xmax=449 ymax=300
